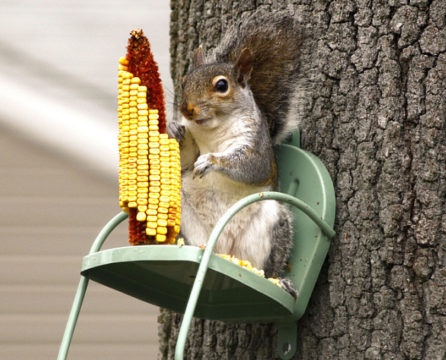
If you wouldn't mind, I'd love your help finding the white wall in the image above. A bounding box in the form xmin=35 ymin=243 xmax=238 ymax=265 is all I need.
xmin=0 ymin=1 xmax=172 ymax=358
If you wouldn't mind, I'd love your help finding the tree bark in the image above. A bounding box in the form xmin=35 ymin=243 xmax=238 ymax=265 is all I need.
xmin=160 ymin=0 xmax=446 ymax=359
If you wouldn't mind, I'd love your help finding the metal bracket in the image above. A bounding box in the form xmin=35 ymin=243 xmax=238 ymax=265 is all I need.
xmin=277 ymin=321 xmax=297 ymax=359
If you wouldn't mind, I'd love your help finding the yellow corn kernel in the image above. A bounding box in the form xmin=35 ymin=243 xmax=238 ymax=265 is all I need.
xmin=146 ymin=208 xmax=157 ymax=216
xmin=158 ymin=206 xmax=168 ymax=214
xmin=137 ymin=205 xmax=147 ymax=213
xmin=147 ymin=215 xmax=158 ymax=222
xmin=268 ymin=278 xmax=281 ymax=286
xmin=148 ymin=198 xmax=159 ymax=205
xmin=149 ymin=186 xmax=161 ymax=193
xmin=156 ymin=234 xmax=166 ymax=242
xmin=149 ymin=192 xmax=160 ymax=199
xmin=158 ymin=202 xmax=169 ymax=209
xmin=146 ymin=227 xmax=156 ymax=236
xmin=136 ymin=212 xmax=146 ymax=221
xmin=146 ymin=221 xmax=157 ymax=229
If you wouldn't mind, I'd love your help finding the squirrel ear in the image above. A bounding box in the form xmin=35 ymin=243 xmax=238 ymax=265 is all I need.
xmin=192 ymin=46 xmax=205 ymax=68
xmin=235 ymin=48 xmax=253 ymax=86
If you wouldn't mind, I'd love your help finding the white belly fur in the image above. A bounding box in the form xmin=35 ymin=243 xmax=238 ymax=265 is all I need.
xmin=181 ymin=171 xmax=280 ymax=269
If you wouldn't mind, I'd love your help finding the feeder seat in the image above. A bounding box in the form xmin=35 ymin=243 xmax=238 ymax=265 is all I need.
xmin=57 ymin=130 xmax=336 ymax=360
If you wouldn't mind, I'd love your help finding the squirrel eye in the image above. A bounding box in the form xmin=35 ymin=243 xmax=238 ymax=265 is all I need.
xmin=213 ymin=77 xmax=229 ymax=93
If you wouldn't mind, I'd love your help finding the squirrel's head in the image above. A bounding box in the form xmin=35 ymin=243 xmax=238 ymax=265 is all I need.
xmin=180 ymin=47 xmax=254 ymax=128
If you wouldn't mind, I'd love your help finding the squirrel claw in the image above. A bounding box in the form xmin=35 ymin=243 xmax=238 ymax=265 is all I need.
xmin=167 ymin=121 xmax=185 ymax=144
xmin=193 ymin=166 xmax=210 ymax=179
xmin=193 ymin=154 xmax=215 ymax=179
xmin=279 ymin=278 xmax=298 ymax=299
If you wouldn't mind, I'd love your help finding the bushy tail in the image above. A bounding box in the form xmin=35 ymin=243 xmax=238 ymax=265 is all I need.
xmin=210 ymin=10 xmax=303 ymax=143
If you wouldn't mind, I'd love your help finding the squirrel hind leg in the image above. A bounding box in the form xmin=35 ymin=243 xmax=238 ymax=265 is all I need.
xmin=263 ymin=205 xmax=297 ymax=299
xmin=262 ymin=204 xmax=294 ymax=278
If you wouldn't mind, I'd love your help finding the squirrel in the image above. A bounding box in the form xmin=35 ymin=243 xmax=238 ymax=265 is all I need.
xmin=168 ymin=11 xmax=302 ymax=294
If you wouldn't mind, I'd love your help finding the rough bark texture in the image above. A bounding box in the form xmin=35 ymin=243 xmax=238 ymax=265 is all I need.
xmin=159 ymin=0 xmax=446 ymax=359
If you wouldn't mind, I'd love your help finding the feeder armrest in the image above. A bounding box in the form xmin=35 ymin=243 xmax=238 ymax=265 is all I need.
xmin=175 ymin=191 xmax=335 ymax=360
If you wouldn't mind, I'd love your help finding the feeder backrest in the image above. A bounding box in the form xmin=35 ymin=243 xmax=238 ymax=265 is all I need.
xmin=275 ymin=131 xmax=336 ymax=319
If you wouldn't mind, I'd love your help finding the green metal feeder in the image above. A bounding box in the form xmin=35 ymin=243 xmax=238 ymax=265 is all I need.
xmin=58 ymin=130 xmax=336 ymax=360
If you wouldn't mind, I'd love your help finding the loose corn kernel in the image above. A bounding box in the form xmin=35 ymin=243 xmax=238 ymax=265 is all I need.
xmin=217 ymin=254 xmax=280 ymax=282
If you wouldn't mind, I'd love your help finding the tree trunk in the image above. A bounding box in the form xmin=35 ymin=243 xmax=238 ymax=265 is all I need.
xmin=159 ymin=1 xmax=446 ymax=359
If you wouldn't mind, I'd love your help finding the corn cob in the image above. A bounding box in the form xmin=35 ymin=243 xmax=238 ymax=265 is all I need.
xmin=118 ymin=29 xmax=181 ymax=245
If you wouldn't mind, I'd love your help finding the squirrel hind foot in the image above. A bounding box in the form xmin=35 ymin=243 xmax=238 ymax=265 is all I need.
xmin=279 ymin=278 xmax=298 ymax=299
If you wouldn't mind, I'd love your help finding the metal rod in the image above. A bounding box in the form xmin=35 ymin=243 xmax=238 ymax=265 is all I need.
xmin=57 ymin=276 xmax=89 ymax=360
xmin=57 ymin=211 xmax=128 ymax=360
xmin=175 ymin=191 xmax=335 ymax=359
xmin=89 ymin=211 xmax=128 ymax=254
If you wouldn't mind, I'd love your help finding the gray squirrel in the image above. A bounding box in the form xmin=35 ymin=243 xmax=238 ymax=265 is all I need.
xmin=168 ymin=11 xmax=302 ymax=292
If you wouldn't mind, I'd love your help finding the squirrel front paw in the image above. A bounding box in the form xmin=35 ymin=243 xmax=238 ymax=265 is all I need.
xmin=167 ymin=121 xmax=185 ymax=144
xmin=193 ymin=154 xmax=217 ymax=178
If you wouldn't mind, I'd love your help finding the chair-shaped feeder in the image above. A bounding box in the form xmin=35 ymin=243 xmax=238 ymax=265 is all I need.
xmin=58 ymin=130 xmax=336 ymax=360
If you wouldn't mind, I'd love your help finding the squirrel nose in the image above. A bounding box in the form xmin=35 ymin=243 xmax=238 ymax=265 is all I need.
xmin=180 ymin=101 xmax=197 ymax=119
